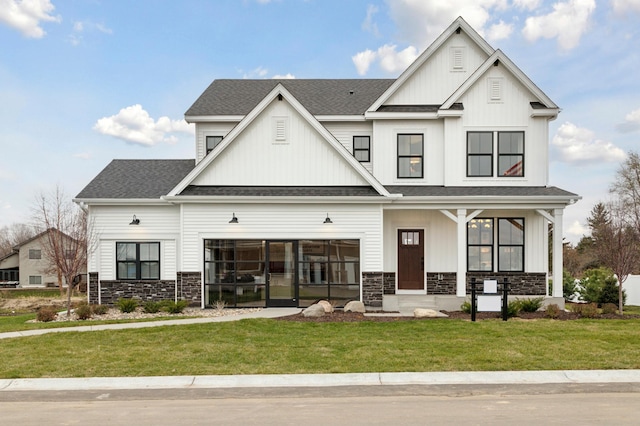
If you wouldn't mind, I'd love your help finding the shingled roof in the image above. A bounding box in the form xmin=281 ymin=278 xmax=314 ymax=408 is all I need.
xmin=185 ymin=79 xmax=395 ymax=117
xmin=75 ymin=159 xmax=195 ymax=199
xmin=385 ymin=186 xmax=579 ymax=198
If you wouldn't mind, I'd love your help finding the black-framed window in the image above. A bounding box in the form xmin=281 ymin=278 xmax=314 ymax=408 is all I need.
xmin=498 ymin=132 xmax=524 ymax=177
xmin=353 ymin=136 xmax=370 ymax=162
xmin=498 ymin=218 xmax=524 ymax=271
xmin=29 ymin=249 xmax=42 ymax=259
xmin=467 ymin=132 xmax=493 ymax=177
xmin=467 ymin=218 xmax=493 ymax=271
xmin=206 ymin=136 xmax=223 ymax=154
xmin=116 ymin=242 xmax=160 ymax=280
xmin=397 ymin=134 xmax=423 ymax=178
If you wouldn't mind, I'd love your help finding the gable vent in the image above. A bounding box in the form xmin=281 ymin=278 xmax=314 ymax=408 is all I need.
xmin=488 ymin=78 xmax=502 ymax=102
xmin=276 ymin=120 xmax=286 ymax=140
xmin=451 ymin=47 xmax=465 ymax=71
xmin=273 ymin=116 xmax=289 ymax=143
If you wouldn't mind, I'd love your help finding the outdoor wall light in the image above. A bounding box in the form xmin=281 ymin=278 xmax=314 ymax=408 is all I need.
xmin=323 ymin=213 xmax=333 ymax=224
xmin=129 ymin=215 xmax=140 ymax=225
xmin=229 ymin=213 xmax=239 ymax=224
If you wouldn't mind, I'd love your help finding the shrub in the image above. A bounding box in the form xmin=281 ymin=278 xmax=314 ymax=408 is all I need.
xmin=460 ymin=300 xmax=472 ymax=314
xmin=518 ymin=297 xmax=544 ymax=313
xmin=577 ymin=267 xmax=625 ymax=307
xmin=545 ymin=304 xmax=561 ymax=319
xmin=37 ymin=306 xmax=58 ymax=322
xmin=164 ymin=300 xmax=188 ymax=314
xmin=143 ymin=301 xmax=162 ymax=313
xmin=214 ymin=298 xmax=226 ymax=312
xmin=572 ymin=302 xmax=599 ymax=318
xmin=563 ymin=270 xmax=578 ymax=301
xmin=505 ymin=300 xmax=522 ymax=318
xmin=600 ymin=279 xmax=626 ymax=307
xmin=75 ymin=303 xmax=92 ymax=320
xmin=117 ymin=298 xmax=138 ymax=313
xmin=91 ymin=304 xmax=109 ymax=315
xmin=601 ymin=303 xmax=618 ymax=315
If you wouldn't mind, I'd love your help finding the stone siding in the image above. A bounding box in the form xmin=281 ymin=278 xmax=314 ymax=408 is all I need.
xmin=362 ymin=272 xmax=383 ymax=308
xmin=95 ymin=279 xmax=176 ymax=306
xmin=88 ymin=272 xmax=99 ymax=304
xmin=177 ymin=272 xmax=202 ymax=306
xmin=383 ymin=272 xmax=396 ymax=295
xmin=426 ymin=272 xmax=457 ymax=294
xmin=466 ymin=272 xmax=547 ymax=295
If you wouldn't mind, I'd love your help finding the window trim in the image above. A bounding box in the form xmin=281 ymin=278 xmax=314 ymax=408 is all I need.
xmin=498 ymin=218 xmax=525 ymax=272
xmin=116 ymin=242 xmax=161 ymax=281
xmin=29 ymin=275 xmax=42 ymax=285
xmin=205 ymin=135 xmax=224 ymax=155
xmin=497 ymin=131 xmax=524 ymax=178
xmin=397 ymin=133 xmax=424 ymax=179
xmin=466 ymin=131 xmax=525 ymax=178
xmin=466 ymin=131 xmax=493 ymax=177
xmin=467 ymin=218 xmax=494 ymax=272
xmin=353 ymin=136 xmax=371 ymax=163
xmin=28 ymin=249 xmax=42 ymax=260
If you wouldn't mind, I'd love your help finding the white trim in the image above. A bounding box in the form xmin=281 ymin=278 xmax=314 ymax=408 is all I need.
xmin=185 ymin=115 xmax=243 ymax=123
xmin=316 ymin=115 xmax=367 ymax=121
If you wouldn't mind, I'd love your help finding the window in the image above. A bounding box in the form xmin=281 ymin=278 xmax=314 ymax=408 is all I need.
xmin=498 ymin=218 xmax=524 ymax=271
xmin=498 ymin=132 xmax=524 ymax=177
xmin=116 ymin=242 xmax=160 ymax=280
xmin=29 ymin=275 xmax=42 ymax=285
xmin=397 ymin=134 xmax=423 ymax=178
xmin=29 ymin=249 xmax=42 ymax=259
xmin=467 ymin=132 xmax=493 ymax=177
xmin=353 ymin=136 xmax=370 ymax=162
xmin=467 ymin=219 xmax=493 ymax=271
xmin=401 ymin=231 xmax=420 ymax=246
xmin=466 ymin=131 xmax=524 ymax=177
xmin=206 ymin=136 xmax=223 ymax=154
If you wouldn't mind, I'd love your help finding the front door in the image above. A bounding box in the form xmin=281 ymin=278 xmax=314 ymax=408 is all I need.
xmin=397 ymin=229 xmax=424 ymax=291
xmin=266 ymin=241 xmax=297 ymax=307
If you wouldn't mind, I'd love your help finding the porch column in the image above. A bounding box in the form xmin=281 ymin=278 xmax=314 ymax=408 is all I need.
xmin=552 ymin=208 xmax=564 ymax=298
xmin=456 ymin=209 xmax=467 ymax=297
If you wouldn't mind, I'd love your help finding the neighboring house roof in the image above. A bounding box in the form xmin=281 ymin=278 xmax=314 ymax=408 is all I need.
xmin=185 ymin=79 xmax=395 ymax=117
xmin=75 ymin=159 xmax=195 ymax=199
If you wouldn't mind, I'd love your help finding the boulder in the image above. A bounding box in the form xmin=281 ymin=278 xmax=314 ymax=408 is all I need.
xmin=317 ymin=300 xmax=334 ymax=313
xmin=414 ymin=308 xmax=439 ymax=318
xmin=302 ymin=304 xmax=326 ymax=318
xmin=344 ymin=301 xmax=366 ymax=313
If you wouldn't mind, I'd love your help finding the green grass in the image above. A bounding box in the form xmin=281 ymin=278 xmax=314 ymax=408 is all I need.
xmin=0 ymin=288 xmax=66 ymax=299
xmin=1 ymin=318 xmax=640 ymax=378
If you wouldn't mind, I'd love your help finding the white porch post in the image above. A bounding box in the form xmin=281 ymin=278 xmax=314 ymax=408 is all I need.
xmin=552 ymin=208 xmax=564 ymax=298
xmin=457 ymin=209 xmax=467 ymax=297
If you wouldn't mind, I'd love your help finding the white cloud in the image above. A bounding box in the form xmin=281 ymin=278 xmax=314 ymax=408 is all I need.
xmin=93 ymin=104 xmax=194 ymax=147
xmin=352 ymin=44 xmax=418 ymax=76
xmin=566 ymin=219 xmax=589 ymax=241
xmin=522 ymin=0 xmax=596 ymax=51
xmin=362 ymin=4 xmax=380 ymax=36
xmin=0 ymin=0 xmax=61 ymax=38
xmin=616 ymin=108 xmax=640 ymax=133
xmin=612 ymin=0 xmax=640 ymax=14
xmin=73 ymin=152 xmax=91 ymax=160
xmin=513 ymin=0 xmax=542 ymax=10
xmin=552 ymin=122 xmax=626 ymax=164
xmin=242 ymin=66 xmax=269 ymax=79
xmin=272 ymin=73 xmax=295 ymax=79
xmin=69 ymin=20 xmax=113 ymax=46
xmin=486 ymin=20 xmax=513 ymax=41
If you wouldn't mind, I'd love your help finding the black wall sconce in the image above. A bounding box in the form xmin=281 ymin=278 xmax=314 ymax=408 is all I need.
xmin=229 ymin=213 xmax=239 ymax=223
xmin=323 ymin=213 xmax=332 ymax=224
xmin=129 ymin=215 xmax=140 ymax=225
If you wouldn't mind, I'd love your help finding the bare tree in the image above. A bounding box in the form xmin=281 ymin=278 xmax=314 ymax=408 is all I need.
xmin=587 ymin=202 xmax=639 ymax=314
xmin=33 ymin=186 xmax=93 ymax=316
xmin=610 ymin=152 xmax=640 ymax=231
xmin=0 ymin=223 xmax=38 ymax=258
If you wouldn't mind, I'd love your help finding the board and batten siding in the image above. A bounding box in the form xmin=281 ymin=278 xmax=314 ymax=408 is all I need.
xmin=191 ymin=99 xmax=369 ymax=187
xmin=386 ymin=31 xmax=490 ymax=105
xmin=195 ymin=122 xmax=237 ymax=164
xmin=88 ymin=205 xmax=180 ymax=280
xmin=180 ymin=203 xmax=383 ymax=273
xmin=322 ymin=121 xmax=374 ymax=174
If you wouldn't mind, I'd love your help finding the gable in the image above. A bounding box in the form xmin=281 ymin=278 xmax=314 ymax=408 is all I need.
xmin=190 ymin=96 xmax=371 ymax=187
xmin=386 ymin=30 xmax=491 ymax=106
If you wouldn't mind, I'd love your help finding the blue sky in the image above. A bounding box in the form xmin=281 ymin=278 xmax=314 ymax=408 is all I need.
xmin=1 ymin=0 xmax=640 ymax=244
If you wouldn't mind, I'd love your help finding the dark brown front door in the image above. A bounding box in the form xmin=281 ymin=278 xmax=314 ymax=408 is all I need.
xmin=397 ymin=229 xmax=424 ymax=290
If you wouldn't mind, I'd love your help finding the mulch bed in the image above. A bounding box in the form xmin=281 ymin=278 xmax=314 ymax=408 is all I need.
xmin=277 ymin=310 xmax=640 ymax=322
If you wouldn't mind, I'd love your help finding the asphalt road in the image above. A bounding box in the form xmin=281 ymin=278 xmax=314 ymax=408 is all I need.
xmin=3 ymin=383 xmax=640 ymax=425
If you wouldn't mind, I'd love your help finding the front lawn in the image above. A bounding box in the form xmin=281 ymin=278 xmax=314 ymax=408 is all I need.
xmin=1 ymin=318 xmax=639 ymax=378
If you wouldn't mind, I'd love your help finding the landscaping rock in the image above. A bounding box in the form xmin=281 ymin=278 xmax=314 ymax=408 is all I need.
xmin=302 ymin=304 xmax=325 ymax=318
xmin=414 ymin=308 xmax=439 ymax=318
xmin=344 ymin=301 xmax=366 ymax=313
xmin=317 ymin=300 xmax=334 ymax=313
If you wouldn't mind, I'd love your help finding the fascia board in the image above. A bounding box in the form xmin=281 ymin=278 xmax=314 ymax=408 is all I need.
xmin=364 ymin=112 xmax=439 ymax=120
xmin=72 ymin=198 xmax=169 ymax=206
xmin=368 ymin=17 xmax=494 ymax=112
xmin=184 ymin=115 xmax=243 ymax=123
xmin=388 ymin=195 xmax=580 ymax=206
xmin=162 ymin=195 xmax=393 ymax=204
xmin=530 ymin=108 xmax=559 ymax=118
xmin=316 ymin=115 xmax=367 ymax=121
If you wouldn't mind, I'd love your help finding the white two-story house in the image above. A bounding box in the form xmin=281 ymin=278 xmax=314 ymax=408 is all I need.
xmin=75 ymin=17 xmax=579 ymax=311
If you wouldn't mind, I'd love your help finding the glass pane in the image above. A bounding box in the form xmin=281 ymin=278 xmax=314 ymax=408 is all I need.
xmin=206 ymin=136 xmax=223 ymax=151
xmin=205 ymin=262 xmax=235 ymax=284
xmin=410 ymin=134 xmax=423 ymax=155
xmin=298 ymin=284 xmax=329 ymax=307
xmin=299 ymin=262 xmax=327 ymax=284
xmin=499 ymin=247 xmax=523 ymax=271
xmin=330 ymin=240 xmax=359 ymax=261
xmin=398 ymin=134 xmax=411 ymax=155
xmin=355 ymin=150 xmax=369 ymax=162
xmin=468 ymin=133 xmax=492 ymax=154
xmin=206 ymin=284 xmax=235 ymax=307
xmin=235 ymin=284 xmax=266 ymax=307
xmin=236 ymin=262 xmax=265 ymax=283
xmin=468 ymin=219 xmax=493 ymax=244
xmin=499 ymin=155 xmax=523 ymax=176
xmin=235 ymin=240 xmax=264 ymax=262
xmin=141 ymin=261 xmax=159 ymax=280
xmin=118 ymin=262 xmax=136 ymax=279
xmin=140 ymin=243 xmax=159 ymax=261
xmin=468 ymin=247 xmax=492 ymax=271
xmin=499 ymin=219 xmax=524 ymax=244
xmin=354 ymin=136 xmax=369 ymax=149
xmin=268 ymin=242 xmax=295 ymax=300
xmin=329 ymin=285 xmax=359 ymax=307
xmin=499 ymin=132 xmax=523 ymax=154
xmin=299 ymin=240 xmax=327 ymax=261
xmin=204 ymin=240 xmax=234 ymax=262
xmin=468 ymin=155 xmax=491 ymax=176
xmin=398 ymin=157 xmax=422 ymax=178
xmin=117 ymin=243 xmax=136 ymax=261
xmin=330 ymin=262 xmax=360 ymax=284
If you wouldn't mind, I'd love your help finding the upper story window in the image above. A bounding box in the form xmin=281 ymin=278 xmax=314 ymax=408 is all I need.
xmin=467 ymin=218 xmax=524 ymax=272
xmin=116 ymin=242 xmax=160 ymax=280
xmin=467 ymin=131 xmax=524 ymax=177
xmin=353 ymin=136 xmax=370 ymax=162
xmin=29 ymin=249 xmax=42 ymax=259
xmin=397 ymin=134 xmax=423 ymax=178
xmin=206 ymin=136 xmax=223 ymax=155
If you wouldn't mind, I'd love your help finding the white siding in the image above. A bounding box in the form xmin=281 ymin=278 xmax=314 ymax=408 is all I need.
xmin=387 ymin=32 xmax=490 ymax=105
xmin=88 ymin=205 xmax=180 ymax=280
xmin=195 ymin=122 xmax=237 ymax=164
xmin=323 ymin=121 xmax=374 ymax=173
xmin=180 ymin=203 xmax=382 ymax=272
xmin=192 ymin=99 xmax=369 ymax=187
